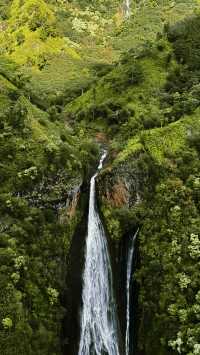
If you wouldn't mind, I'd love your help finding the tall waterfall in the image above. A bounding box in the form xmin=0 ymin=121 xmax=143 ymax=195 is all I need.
xmin=78 ymin=151 xmax=120 ymax=355
xmin=125 ymin=230 xmax=138 ymax=355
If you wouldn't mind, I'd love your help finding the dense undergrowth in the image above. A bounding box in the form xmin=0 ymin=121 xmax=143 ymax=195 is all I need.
xmin=0 ymin=0 xmax=200 ymax=354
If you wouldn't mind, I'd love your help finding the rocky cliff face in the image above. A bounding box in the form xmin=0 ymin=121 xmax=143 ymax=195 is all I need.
xmin=97 ymin=150 xmax=154 ymax=242
xmin=63 ymin=180 xmax=90 ymax=355
xmin=98 ymin=158 xmax=141 ymax=209
xmin=96 ymin=151 xmax=149 ymax=354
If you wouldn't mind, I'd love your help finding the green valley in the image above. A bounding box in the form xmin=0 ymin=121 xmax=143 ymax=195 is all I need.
xmin=0 ymin=1 xmax=200 ymax=355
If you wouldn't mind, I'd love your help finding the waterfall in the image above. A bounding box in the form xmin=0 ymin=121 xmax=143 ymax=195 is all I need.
xmin=78 ymin=151 xmax=120 ymax=355
xmin=125 ymin=230 xmax=138 ymax=355
xmin=124 ymin=0 xmax=131 ymax=18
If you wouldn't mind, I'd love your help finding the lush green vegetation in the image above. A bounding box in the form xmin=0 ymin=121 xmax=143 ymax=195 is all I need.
xmin=96 ymin=9 xmax=200 ymax=355
xmin=0 ymin=55 xmax=97 ymax=354
xmin=0 ymin=0 xmax=200 ymax=354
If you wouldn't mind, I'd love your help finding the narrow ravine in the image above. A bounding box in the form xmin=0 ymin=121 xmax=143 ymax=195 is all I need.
xmin=78 ymin=151 xmax=120 ymax=355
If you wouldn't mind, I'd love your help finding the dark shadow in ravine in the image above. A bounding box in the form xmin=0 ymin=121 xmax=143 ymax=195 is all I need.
xmin=62 ymin=181 xmax=89 ymax=355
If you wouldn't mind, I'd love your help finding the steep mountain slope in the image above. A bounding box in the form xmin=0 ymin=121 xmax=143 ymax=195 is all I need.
xmin=0 ymin=56 xmax=98 ymax=354
xmin=96 ymin=14 xmax=200 ymax=355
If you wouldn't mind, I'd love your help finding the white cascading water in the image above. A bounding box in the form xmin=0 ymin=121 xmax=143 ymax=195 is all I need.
xmin=125 ymin=230 xmax=138 ymax=355
xmin=78 ymin=151 xmax=120 ymax=355
xmin=124 ymin=0 xmax=131 ymax=18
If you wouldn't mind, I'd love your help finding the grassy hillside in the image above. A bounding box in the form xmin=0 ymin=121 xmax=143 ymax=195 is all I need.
xmin=1 ymin=0 xmax=197 ymax=112
xmin=0 ymin=0 xmax=121 ymax=111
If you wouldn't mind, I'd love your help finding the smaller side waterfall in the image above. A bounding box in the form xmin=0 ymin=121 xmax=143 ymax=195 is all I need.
xmin=124 ymin=0 xmax=131 ymax=18
xmin=125 ymin=230 xmax=138 ymax=355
